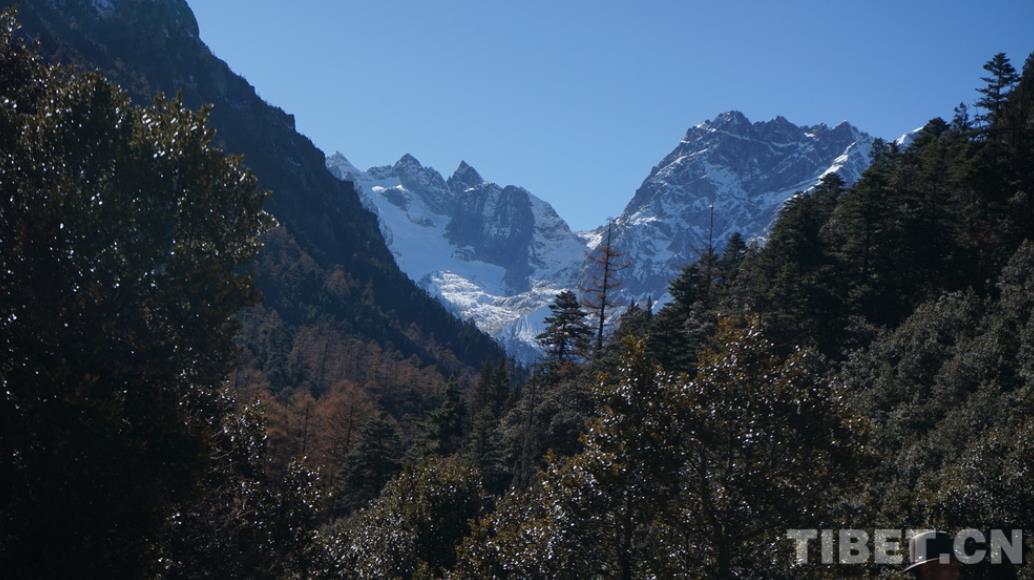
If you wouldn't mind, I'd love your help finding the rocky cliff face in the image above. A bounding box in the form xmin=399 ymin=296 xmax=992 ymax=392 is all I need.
xmin=328 ymin=153 xmax=587 ymax=362
xmin=597 ymin=111 xmax=874 ymax=299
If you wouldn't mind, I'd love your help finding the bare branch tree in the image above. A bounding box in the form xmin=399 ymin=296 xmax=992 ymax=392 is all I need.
xmin=581 ymin=222 xmax=631 ymax=355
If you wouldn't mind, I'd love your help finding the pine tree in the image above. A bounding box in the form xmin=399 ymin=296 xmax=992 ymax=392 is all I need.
xmin=472 ymin=360 xmax=510 ymax=419
xmin=410 ymin=382 xmax=469 ymax=459
xmin=976 ymin=51 xmax=1017 ymax=136
xmin=718 ymin=231 xmax=748 ymax=272
xmin=333 ymin=411 xmax=403 ymax=515
xmin=536 ymin=290 xmax=593 ymax=363
xmin=611 ymin=302 xmax=651 ymax=342
xmin=581 ymin=222 xmax=630 ymax=355
xmin=468 ymin=361 xmax=512 ymax=492
xmin=747 ymin=171 xmax=846 ymax=349
xmin=467 ymin=407 xmax=510 ymax=493
xmin=976 ymin=52 xmax=1020 ymax=131
xmin=951 ymin=101 xmax=971 ymax=133
xmin=647 ymin=262 xmax=708 ymax=373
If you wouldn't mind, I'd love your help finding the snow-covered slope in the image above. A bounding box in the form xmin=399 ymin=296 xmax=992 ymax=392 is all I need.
xmin=327 ymin=153 xmax=588 ymax=362
xmin=329 ymin=111 xmax=882 ymax=362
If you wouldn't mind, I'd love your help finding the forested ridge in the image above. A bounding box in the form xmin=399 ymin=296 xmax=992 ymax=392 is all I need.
xmin=2 ymin=0 xmax=507 ymax=392
xmin=2 ymin=2 xmax=1034 ymax=579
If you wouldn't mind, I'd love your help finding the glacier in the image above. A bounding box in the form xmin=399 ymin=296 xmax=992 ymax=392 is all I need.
xmin=327 ymin=152 xmax=588 ymax=363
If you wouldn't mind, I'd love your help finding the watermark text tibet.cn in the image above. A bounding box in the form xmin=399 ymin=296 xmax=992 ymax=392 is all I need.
xmin=785 ymin=529 xmax=1023 ymax=565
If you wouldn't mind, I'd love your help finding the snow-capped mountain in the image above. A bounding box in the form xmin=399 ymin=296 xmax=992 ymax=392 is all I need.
xmin=329 ymin=111 xmax=878 ymax=362
xmin=595 ymin=111 xmax=874 ymax=299
xmin=327 ymin=153 xmax=588 ymax=362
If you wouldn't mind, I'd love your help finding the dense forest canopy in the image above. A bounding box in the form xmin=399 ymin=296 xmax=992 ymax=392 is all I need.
xmin=2 ymin=4 xmax=1034 ymax=578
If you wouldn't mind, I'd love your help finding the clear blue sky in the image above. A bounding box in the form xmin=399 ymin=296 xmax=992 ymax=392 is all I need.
xmin=187 ymin=0 xmax=1034 ymax=230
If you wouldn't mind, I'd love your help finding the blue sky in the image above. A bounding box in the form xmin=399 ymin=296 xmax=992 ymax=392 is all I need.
xmin=187 ymin=0 xmax=1034 ymax=230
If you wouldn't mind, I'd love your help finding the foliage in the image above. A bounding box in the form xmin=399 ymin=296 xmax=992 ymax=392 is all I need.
xmin=537 ymin=290 xmax=593 ymax=363
xmin=6 ymin=4 xmax=1034 ymax=576
xmin=0 ymin=10 xmax=272 ymax=576
xmin=332 ymin=411 xmax=404 ymax=517
xmin=317 ymin=456 xmax=482 ymax=579
xmin=161 ymin=399 xmax=323 ymax=579
xmin=461 ymin=320 xmax=863 ymax=578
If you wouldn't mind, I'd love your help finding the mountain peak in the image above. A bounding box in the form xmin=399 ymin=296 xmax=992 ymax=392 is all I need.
xmin=710 ymin=110 xmax=751 ymax=129
xmin=395 ymin=153 xmax=423 ymax=168
xmin=327 ymin=151 xmax=350 ymax=164
xmin=448 ymin=160 xmax=484 ymax=191
xmin=326 ymin=151 xmax=361 ymax=180
xmin=829 ymin=120 xmax=861 ymax=139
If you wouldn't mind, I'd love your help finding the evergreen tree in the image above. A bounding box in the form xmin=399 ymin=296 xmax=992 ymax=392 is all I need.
xmin=611 ymin=302 xmax=651 ymax=343
xmin=468 ymin=361 xmax=512 ymax=493
xmin=410 ymin=382 xmax=468 ymax=459
xmin=976 ymin=52 xmax=1020 ymax=130
xmin=951 ymin=101 xmax=972 ymax=132
xmin=845 ymin=241 xmax=1034 ymax=544
xmin=745 ymin=172 xmax=846 ymax=351
xmin=467 ymin=407 xmax=510 ymax=494
xmin=536 ymin=290 xmax=592 ymax=362
xmin=332 ymin=411 xmax=403 ymax=515
xmin=647 ymin=259 xmax=716 ymax=374
xmin=472 ymin=360 xmax=510 ymax=419
xmin=461 ymin=321 xmax=861 ymax=578
xmin=718 ymin=231 xmax=748 ymax=272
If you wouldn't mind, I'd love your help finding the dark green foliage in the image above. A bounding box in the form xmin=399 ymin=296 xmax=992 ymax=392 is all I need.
xmin=537 ymin=289 xmax=593 ymax=362
xmin=503 ymin=361 xmax=597 ymax=489
xmin=718 ymin=231 xmax=748 ymax=272
xmin=743 ymin=173 xmax=845 ymax=351
xmin=594 ymin=301 xmax=653 ymax=374
xmin=467 ymin=407 xmax=511 ymax=494
xmin=846 ymin=241 xmax=1034 ymax=536
xmin=162 ymin=401 xmax=323 ymax=579
xmin=459 ymin=338 xmax=689 ymax=578
xmin=647 ymin=260 xmax=717 ymax=374
xmin=977 ymin=52 xmax=1021 ymax=130
xmin=4 ymin=0 xmax=508 ymax=405
xmin=460 ymin=321 xmax=861 ymax=578
xmin=7 ymin=3 xmax=1034 ymax=576
xmin=332 ymin=411 xmax=403 ymax=516
xmin=467 ymin=361 xmax=513 ymax=493
xmin=472 ymin=360 xmax=511 ymax=419
xmin=952 ymin=101 xmax=972 ymax=132
xmin=318 ymin=456 xmax=482 ymax=578
xmin=669 ymin=318 xmax=862 ymax=577
xmin=409 ymin=382 xmax=469 ymax=460
xmin=0 ymin=11 xmax=273 ymax=576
